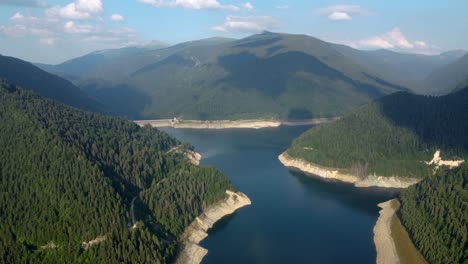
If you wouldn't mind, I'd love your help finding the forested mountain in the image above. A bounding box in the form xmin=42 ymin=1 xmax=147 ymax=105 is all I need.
xmin=38 ymin=32 xmax=409 ymax=120
xmin=36 ymin=37 xmax=233 ymax=84
xmin=0 ymin=80 xmax=233 ymax=263
xmin=285 ymin=86 xmax=468 ymax=178
xmin=454 ymin=78 xmax=468 ymax=93
xmin=332 ymin=46 xmax=466 ymax=93
xmin=35 ymin=42 xmax=168 ymax=83
xmin=424 ymin=54 xmax=468 ymax=95
xmin=0 ymin=55 xmax=102 ymax=112
xmin=399 ymin=163 xmax=468 ymax=263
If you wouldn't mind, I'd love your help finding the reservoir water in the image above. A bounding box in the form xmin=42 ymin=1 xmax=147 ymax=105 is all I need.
xmin=163 ymin=126 xmax=397 ymax=264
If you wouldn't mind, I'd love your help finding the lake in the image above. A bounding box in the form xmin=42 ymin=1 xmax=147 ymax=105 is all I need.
xmin=163 ymin=126 xmax=398 ymax=264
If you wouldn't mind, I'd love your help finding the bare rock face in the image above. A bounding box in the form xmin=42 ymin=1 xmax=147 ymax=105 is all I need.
xmin=425 ymin=150 xmax=464 ymax=169
xmin=185 ymin=150 xmax=202 ymax=165
xmin=176 ymin=190 xmax=251 ymax=264
xmin=81 ymin=235 xmax=106 ymax=250
xmin=355 ymin=176 xmax=421 ymax=188
xmin=278 ymin=152 xmax=421 ymax=188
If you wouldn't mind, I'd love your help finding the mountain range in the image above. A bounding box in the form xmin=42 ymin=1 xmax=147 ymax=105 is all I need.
xmin=32 ymin=32 xmax=466 ymax=120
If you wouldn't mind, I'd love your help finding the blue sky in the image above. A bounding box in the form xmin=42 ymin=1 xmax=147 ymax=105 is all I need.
xmin=1 ymin=0 xmax=467 ymax=63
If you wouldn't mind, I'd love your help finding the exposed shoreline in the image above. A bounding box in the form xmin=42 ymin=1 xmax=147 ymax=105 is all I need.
xmin=278 ymin=152 xmax=421 ymax=188
xmin=374 ymin=199 xmax=427 ymax=264
xmin=134 ymin=117 xmax=339 ymax=129
xmin=374 ymin=200 xmax=400 ymax=264
xmin=176 ymin=190 xmax=251 ymax=264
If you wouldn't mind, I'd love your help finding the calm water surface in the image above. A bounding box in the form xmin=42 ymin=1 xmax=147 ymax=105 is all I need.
xmin=162 ymin=126 xmax=397 ymax=264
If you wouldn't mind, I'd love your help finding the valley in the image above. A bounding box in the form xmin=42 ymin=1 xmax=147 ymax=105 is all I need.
xmin=0 ymin=11 xmax=467 ymax=263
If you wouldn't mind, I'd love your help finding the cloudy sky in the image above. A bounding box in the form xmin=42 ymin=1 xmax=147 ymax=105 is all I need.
xmin=1 ymin=0 xmax=467 ymax=63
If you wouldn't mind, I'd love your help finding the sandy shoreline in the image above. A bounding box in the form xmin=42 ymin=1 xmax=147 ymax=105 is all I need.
xmin=278 ymin=152 xmax=421 ymax=188
xmin=134 ymin=117 xmax=339 ymax=129
xmin=176 ymin=190 xmax=251 ymax=264
xmin=374 ymin=199 xmax=427 ymax=264
xmin=374 ymin=200 xmax=401 ymax=264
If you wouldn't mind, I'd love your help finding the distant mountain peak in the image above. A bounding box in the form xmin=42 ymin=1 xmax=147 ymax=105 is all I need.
xmin=143 ymin=40 xmax=168 ymax=49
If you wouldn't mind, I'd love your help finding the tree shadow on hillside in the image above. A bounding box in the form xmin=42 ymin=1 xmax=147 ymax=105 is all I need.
xmin=83 ymin=83 xmax=151 ymax=119
xmin=378 ymin=87 xmax=468 ymax=154
xmin=234 ymin=36 xmax=282 ymax=48
xmin=132 ymin=54 xmax=196 ymax=77
xmin=287 ymin=107 xmax=314 ymax=120
xmin=217 ymin=51 xmax=387 ymax=98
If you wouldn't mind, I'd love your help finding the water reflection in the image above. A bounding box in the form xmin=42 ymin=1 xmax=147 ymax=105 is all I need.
xmin=162 ymin=126 xmax=396 ymax=264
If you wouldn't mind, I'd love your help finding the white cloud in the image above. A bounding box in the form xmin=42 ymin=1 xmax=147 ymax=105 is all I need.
xmin=359 ymin=37 xmax=393 ymax=49
xmin=275 ymin=5 xmax=289 ymax=10
xmin=76 ymin=0 xmax=103 ymax=13
xmin=0 ymin=0 xmax=138 ymax=63
xmin=1 ymin=13 xmax=54 ymax=37
xmin=49 ymin=3 xmax=91 ymax=19
xmin=212 ymin=15 xmax=278 ymax=33
xmin=138 ymin=0 xmax=239 ymax=11
xmin=331 ymin=27 xmax=438 ymax=54
xmin=11 ymin=12 xmax=25 ymax=20
xmin=1 ymin=6 xmax=137 ymax=49
xmin=414 ymin=40 xmax=427 ymax=48
xmin=0 ymin=24 xmax=28 ymax=37
xmin=0 ymin=0 xmax=46 ymax=7
xmin=316 ymin=5 xmax=372 ymax=21
xmin=110 ymin=14 xmax=124 ymax=22
xmin=359 ymin=28 xmax=415 ymax=49
xmin=47 ymin=0 xmax=103 ymax=20
xmin=243 ymin=2 xmax=253 ymax=11
xmin=386 ymin=27 xmax=413 ymax=48
xmin=64 ymin=21 xmax=95 ymax=34
xmin=328 ymin=12 xmax=351 ymax=21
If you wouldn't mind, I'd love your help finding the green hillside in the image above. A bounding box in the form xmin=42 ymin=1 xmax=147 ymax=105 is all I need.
xmin=35 ymin=43 xmax=169 ymax=83
xmin=43 ymin=32 xmax=407 ymax=120
xmin=399 ymin=164 xmax=468 ymax=263
xmin=0 ymin=55 xmax=103 ymax=113
xmin=424 ymin=54 xmax=468 ymax=95
xmin=127 ymin=32 xmax=407 ymax=120
xmin=285 ymin=86 xmax=468 ymax=178
xmin=333 ymin=46 xmax=466 ymax=93
xmin=0 ymin=80 xmax=233 ymax=263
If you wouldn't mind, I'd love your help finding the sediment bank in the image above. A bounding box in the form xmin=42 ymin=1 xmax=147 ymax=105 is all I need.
xmin=134 ymin=118 xmax=338 ymax=129
xmin=374 ymin=200 xmax=400 ymax=264
xmin=374 ymin=199 xmax=427 ymax=264
xmin=176 ymin=190 xmax=251 ymax=264
xmin=278 ymin=152 xmax=421 ymax=188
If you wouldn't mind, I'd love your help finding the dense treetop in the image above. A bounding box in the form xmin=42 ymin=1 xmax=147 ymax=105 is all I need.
xmin=286 ymin=86 xmax=468 ymax=178
xmin=399 ymin=163 xmax=468 ymax=263
xmin=0 ymin=80 xmax=233 ymax=263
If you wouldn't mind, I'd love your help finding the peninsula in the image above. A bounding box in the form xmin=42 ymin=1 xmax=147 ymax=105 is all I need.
xmin=281 ymin=87 xmax=468 ymax=187
xmin=373 ymin=163 xmax=467 ymax=263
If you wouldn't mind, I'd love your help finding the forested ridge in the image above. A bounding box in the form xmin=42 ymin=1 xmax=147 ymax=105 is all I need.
xmin=0 ymin=80 xmax=233 ymax=263
xmin=58 ymin=32 xmax=407 ymax=120
xmin=399 ymin=163 xmax=468 ymax=263
xmin=286 ymin=86 xmax=468 ymax=178
xmin=0 ymin=55 xmax=103 ymax=113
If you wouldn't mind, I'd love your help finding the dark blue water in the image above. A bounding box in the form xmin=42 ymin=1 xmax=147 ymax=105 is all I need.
xmin=163 ymin=126 xmax=397 ymax=264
